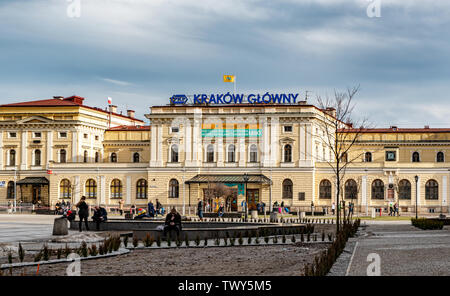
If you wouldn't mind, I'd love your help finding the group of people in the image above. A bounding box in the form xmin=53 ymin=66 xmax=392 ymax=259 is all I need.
xmin=54 ymin=200 xmax=71 ymax=215
xmin=389 ymin=202 xmax=400 ymax=216
xmin=273 ymin=201 xmax=289 ymax=214
xmin=70 ymin=196 xmax=108 ymax=232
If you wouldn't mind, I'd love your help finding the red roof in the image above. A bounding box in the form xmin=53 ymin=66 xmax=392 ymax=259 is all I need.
xmin=0 ymin=96 xmax=144 ymax=123
xmin=107 ymin=125 xmax=150 ymax=131
xmin=340 ymin=127 xmax=450 ymax=133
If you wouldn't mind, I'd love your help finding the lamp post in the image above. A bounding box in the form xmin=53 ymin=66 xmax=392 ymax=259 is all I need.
xmin=13 ymin=167 xmax=17 ymax=213
xmin=243 ymin=173 xmax=249 ymax=221
xmin=414 ymin=175 xmax=419 ymax=219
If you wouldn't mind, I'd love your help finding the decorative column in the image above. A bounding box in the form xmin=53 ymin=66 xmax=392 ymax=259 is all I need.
xmin=0 ymin=132 xmax=3 ymax=169
xmin=150 ymin=122 xmax=157 ymax=167
xmin=157 ymin=124 xmax=163 ymax=166
xmin=20 ymin=130 xmax=27 ymax=170
xmin=71 ymin=130 xmax=78 ymax=163
xmin=100 ymin=176 xmax=106 ymax=205
xmin=305 ymin=124 xmax=312 ymax=165
xmin=362 ymin=175 xmax=367 ymax=215
xmin=126 ymin=176 xmax=132 ymax=205
xmin=239 ymin=137 xmax=245 ymax=167
xmin=262 ymin=118 xmax=270 ymax=167
xmin=217 ymin=137 xmax=224 ymax=166
xmin=185 ymin=120 xmax=192 ymax=164
xmin=46 ymin=130 xmax=53 ymax=164
xmin=74 ymin=175 xmax=80 ymax=204
xmin=299 ymin=123 xmax=305 ymax=164
xmin=270 ymin=117 xmax=279 ymax=166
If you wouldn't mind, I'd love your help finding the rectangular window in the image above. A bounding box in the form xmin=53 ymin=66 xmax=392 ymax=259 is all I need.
xmin=385 ymin=151 xmax=396 ymax=161
xmin=83 ymin=134 xmax=88 ymax=139
xmin=8 ymin=132 xmax=17 ymax=138
xmin=59 ymin=132 xmax=67 ymax=138
xmin=298 ymin=192 xmax=305 ymax=200
xmin=171 ymin=127 xmax=179 ymax=133
xmin=284 ymin=125 xmax=293 ymax=133
xmin=95 ymin=135 xmax=99 ymax=141
xmin=33 ymin=132 xmax=41 ymax=138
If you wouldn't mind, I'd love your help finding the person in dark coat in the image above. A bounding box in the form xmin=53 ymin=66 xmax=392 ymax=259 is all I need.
xmin=155 ymin=199 xmax=162 ymax=216
xmin=163 ymin=208 xmax=182 ymax=237
xmin=147 ymin=201 xmax=155 ymax=217
xmin=92 ymin=206 xmax=108 ymax=230
xmin=76 ymin=196 xmax=89 ymax=232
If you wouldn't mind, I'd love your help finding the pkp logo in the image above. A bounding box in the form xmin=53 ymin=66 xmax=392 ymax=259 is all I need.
xmin=170 ymin=95 xmax=189 ymax=105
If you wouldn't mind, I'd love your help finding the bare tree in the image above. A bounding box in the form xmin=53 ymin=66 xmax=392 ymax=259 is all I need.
xmin=315 ymin=86 xmax=369 ymax=232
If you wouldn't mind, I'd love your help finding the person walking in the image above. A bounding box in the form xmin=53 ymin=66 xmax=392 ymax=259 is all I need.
xmin=197 ymin=199 xmax=204 ymax=221
xmin=76 ymin=196 xmax=89 ymax=232
xmin=331 ymin=202 xmax=336 ymax=215
xmin=281 ymin=201 xmax=285 ymax=214
xmin=118 ymin=199 xmax=124 ymax=216
xmin=155 ymin=199 xmax=162 ymax=216
xmin=148 ymin=200 xmax=155 ymax=217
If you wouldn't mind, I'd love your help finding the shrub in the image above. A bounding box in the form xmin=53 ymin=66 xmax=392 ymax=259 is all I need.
xmin=272 ymin=236 xmax=278 ymax=244
xmin=184 ymin=235 xmax=190 ymax=247
xmin=238 ymin=233 xmax=243 ymax=245
xmin=156 ymin=236 xmax=162 ymax=247
xmin=327 ymin=233 xmax=333 ymax=242
xmin=313 ymin=234 xmax=317 ymax=242
xmin=214 ymin=237 xmax=220 ymax=246
xmin=7 ymin=250 xmax=13 ymax=264
xmin=204 ymin=237 xmax=208 ymax=246
xmin=56 ymin=248 xmax=62 ymax=259
xmin=80 ymin=241 xmax=88 ymax=257
xmin=42 ymin=245 xmax=50 ymax=261
xmin=195 ymin=235 xmax=200 ymax=246
xmin=89 ymin=245 xmax=98 ymax=256
xmin=255 ymin=235 xmax=260 ymax=244
xmin=123 ymin=235 xmax=129 ymax=248
xmin=230 ymin=237 xmax=236 ymax=246
xmin=411 ymin=218 xmax=444 ymax=230
xmin=144 ymin=234 xmax=152 ymax=247
xmin=99 ymin=245 xmax=105 ymax=255
xmin=307 ymin=233 xmax=311 ymax=242
xmin=247 ymin=236 xmax=252 ymax=244
xmin=113 ymin=236 xmax=121 ymax=251
xmin=133 ymin=237 xmax=139 ymax=248
xmin=264 ymin=236 xmax=269 ymax=244
xmin=301 ymin=233 xmax=304 ymax=242
xmin=18 ymin=243 xmax=25 ymax=262
xmin=34 ymin=251 xmax=42 ymax=262
xmin=282 ymin=235 xmax=286 ymax=243
xmin=291 ymin=235 xmax=296 ymax=243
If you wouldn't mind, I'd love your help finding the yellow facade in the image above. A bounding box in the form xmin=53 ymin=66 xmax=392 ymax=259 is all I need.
xmin=0 ymin=96 xmax=449 ymax=215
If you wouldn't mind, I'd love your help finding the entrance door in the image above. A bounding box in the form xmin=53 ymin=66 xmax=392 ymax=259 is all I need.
xmin=246 ymin=189 xmax=259 ymax=211
xmin=32 ymin=185 xmax=41 ymax=204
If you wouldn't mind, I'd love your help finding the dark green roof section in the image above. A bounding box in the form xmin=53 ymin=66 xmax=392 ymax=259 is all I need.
xmin=16 ymin=177 xmax=49 ymax=185
xmin=185 ymin=174 xmax=272 ymax=185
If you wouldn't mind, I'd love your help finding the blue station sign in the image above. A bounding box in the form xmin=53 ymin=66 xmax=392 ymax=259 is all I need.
xmin=170 ymin=93 xmax=301 ymax=105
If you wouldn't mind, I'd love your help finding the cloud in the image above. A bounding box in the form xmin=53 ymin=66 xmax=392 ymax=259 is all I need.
xmin=101 ymin=78 xmax=133 ymax=86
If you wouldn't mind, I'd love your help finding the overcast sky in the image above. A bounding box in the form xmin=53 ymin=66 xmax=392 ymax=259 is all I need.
xmin=1 ymin=0 xmax=449 ymax=127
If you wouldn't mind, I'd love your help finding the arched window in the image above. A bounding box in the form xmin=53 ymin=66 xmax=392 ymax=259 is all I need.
xmin=371 ymin=179 xmax=384 ymax=199
xmin=95 ymin=151 xmax=99 ymax=163
xmin=206 ymin=144 xmax=214 ymax=163
xmin=169 ymin=179 xmax=179 ymax=198
xmin=282 ymin=179 xmax=293 ymax=199
xmin=171 ymin=145 xmax=178 ymax=163
xmin=110 ymin=179 xmax=122 ymax=199
xmin=34 ymin=149 xmax=41 ymax=166
xmin=250 ymin=144 xmax=258 ymax=163
xmin=284 ymin=144 xmax=292 ymax=163
xmin=398 ymin=179 xmax=411 ymax=200
xmin=133 ymin=152 xmax=140 ymax=163
xmin=425 ymin=179 xmax=438 ymax=200
xmin=345 ymin=179 xmax=358 ymax=200
xmin=85 ymin=179 xmax=97 ymax=199
xmin=60 ymin=179 xmax=71 ymax=199
xmin=227 ymin=144 xmax=235 ymax=162
xmin=341 ymin=152 xmax=348 ymax=162
xmin=9 ymin=150 xmax=16 ymax=166
xmin=136 ymin=179 xmax=148 ymax=199
xmin=319 ymin=179 xmax=332 ymax=199
xmin=437 ymin=151 xmax=444 ymax=162
xmin=83 ymin=150 xmax=88 ymax=163
xmin=412 ymin=151 xmax=420 ymax=162
xmin=110 ymin=153 xmax=117 ymax=163
xmin=7 ymin=181 xmax=14 ymax=199
xmin=60 ymin=149 xmax=66 ymax=163
xmin=365 ymin=152 xmax=372 ymax=162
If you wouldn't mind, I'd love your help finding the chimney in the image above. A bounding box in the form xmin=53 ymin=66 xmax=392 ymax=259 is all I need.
xmin=109 ymin=105 xmax=117 ymax=113
xmin=323 ymin=107 xmax=336 ymax=118
xmin=63 ymin=96 xmax=85 ymax=105
xmin=127 ymin=110 xmax=135 ymax=118
xmin=390 ymin=126 xmax=398 ymax=131
xmin=53 ymin=96 xmax=64 ymax=100
xmin=424 ymin=125 xmax=430 ymax=129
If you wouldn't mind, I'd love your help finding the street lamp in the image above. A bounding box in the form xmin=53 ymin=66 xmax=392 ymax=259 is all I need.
xmin=414 ymin=175 xmax=419 ymax=219
xmin=13 ymin=167 xmax=17 ymax=213
xmin=243 ymin=173 xmax=249 ymax=221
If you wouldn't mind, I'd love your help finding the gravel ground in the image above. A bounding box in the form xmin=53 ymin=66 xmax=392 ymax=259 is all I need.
xmin=6 ymin=243 xmax=330 ymax=276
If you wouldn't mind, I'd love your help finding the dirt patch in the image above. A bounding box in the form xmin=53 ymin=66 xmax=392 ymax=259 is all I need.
xmin=7 ymin=243 xmax=330 ymax=276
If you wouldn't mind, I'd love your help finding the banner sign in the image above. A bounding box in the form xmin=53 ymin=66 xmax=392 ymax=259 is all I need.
xmin=202 ymin=128 xmax=262 ymax=138
xmin=170 ymin=93 xmax=301 ymax=105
